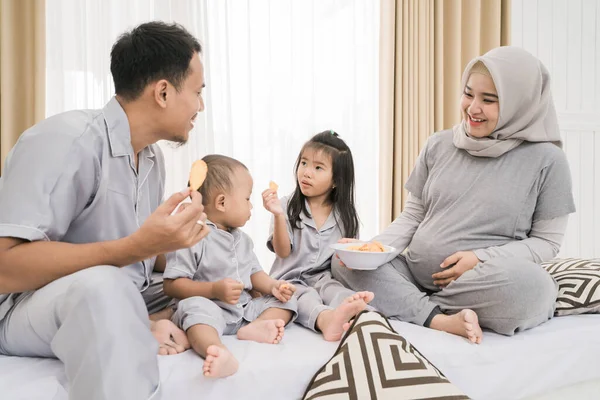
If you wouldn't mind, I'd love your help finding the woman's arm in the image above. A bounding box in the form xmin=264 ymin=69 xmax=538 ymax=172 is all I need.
xmin=372 ymin=193 xmax=425 ymax=251
xmin=473 ymin=215 xmax=568 ymax=263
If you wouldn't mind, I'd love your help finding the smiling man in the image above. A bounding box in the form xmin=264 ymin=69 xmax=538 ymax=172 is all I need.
xmin=0 ymin=22 xmax=209 ymax=400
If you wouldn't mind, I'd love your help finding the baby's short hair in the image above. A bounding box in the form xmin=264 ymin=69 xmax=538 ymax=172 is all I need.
xmin=197 ymin=154 xmax=248 ymax=205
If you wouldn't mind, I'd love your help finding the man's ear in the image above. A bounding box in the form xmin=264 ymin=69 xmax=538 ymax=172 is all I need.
xmin=214 ymin=193 xmax=226 ymax=212
xmin=153 ymin=79 xmax=169 ymax=108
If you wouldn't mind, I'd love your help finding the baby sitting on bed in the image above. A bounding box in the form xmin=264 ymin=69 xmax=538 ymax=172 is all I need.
xmin=163 ymin=155 xmax=298 ymax=379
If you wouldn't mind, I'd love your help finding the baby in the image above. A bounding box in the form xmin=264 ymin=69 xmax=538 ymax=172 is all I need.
xmin=164 ymin=155 xmax=297 ymax=378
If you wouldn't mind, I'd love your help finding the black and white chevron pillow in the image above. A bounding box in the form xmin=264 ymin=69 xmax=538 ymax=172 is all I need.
xmin=302 ymin=311 xmax=468 ymax=400
xmin=542 ymin=258 xmax=600 ymax=316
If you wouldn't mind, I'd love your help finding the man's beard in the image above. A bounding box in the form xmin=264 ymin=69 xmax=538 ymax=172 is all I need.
xmin=167 ymin=134 xmax=188 ymax=148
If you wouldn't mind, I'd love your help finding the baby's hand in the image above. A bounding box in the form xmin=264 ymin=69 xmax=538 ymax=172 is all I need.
xmin=272 ymin=280 xmax=296 ymax=303
xmin=213 ymin=278 xmax=244 ymax=304
xmin=262 ymin=189 xmax=284 ymax=216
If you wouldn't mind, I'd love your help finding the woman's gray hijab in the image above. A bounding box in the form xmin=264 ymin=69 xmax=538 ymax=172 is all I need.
xmin=453 ymin=46 xmax=562 ymax=158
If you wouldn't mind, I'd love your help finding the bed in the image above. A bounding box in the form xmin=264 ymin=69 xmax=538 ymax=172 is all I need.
xmin=1 ymin=313 xmax=599 ymax=400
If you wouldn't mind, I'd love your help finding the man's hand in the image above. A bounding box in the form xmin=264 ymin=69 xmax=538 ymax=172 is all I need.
xmin=432 ymin=251 xmax=480 ymax=287
xmin=150 ymin=319 xmax=190 ymax=356
xmin=212 ymin=278 xmax=244 ymax=304
xmin=272 ymin=280 xmax=296 ymax=303
xmin=130 ymin=189 xmax=210 ymax=258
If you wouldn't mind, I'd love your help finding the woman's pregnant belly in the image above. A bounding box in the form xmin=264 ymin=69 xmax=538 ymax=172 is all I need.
xmin=405 ymin=228 xmax=511 ymax=291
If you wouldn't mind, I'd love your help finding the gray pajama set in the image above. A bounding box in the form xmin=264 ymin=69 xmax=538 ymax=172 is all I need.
xmin=268 ymin=196 xmax=366 ymax=332
xmin=332 ymin=130 xmax=576 ymax=336
xmin=0 ymin=97 xmax=173 ymax=399
xmin=166 ymin=220 xmax=297 ymax=336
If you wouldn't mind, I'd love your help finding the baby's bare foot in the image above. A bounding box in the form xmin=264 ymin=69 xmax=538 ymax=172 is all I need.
xmin=203 ymin=345 xmax=239 ymax=378
xmin=237 ymin=319 xmax=285 ymax=344
xmin=430 ymin=309 xmax=483 ymax=344
xmin=319 ymin=295 xmax=367 ymax=341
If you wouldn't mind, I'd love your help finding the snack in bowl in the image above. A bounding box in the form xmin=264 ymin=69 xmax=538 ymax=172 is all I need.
xmin=330 ymin=241 xmax=397 ymax=270
xmin=189 ymin=159 xmax=208 ymax=190
xmin=346 ymin=241 xmax=386 ymax=252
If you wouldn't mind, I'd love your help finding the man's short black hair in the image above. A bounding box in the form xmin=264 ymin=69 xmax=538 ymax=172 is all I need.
xmin=110 ymin=21 xmax=202 ymax=101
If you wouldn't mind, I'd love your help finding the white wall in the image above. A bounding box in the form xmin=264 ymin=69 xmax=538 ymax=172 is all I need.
xmin=512 ymin=0 xmax=600 ymax=258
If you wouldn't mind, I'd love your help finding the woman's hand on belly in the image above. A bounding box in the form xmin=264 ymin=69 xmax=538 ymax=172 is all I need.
xmin=432 ymin=251 xmax=480 ymax=287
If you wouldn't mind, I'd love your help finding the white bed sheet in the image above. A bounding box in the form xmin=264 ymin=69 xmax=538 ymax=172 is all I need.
xmin=1 ymin=314 xmax=599 ymax=400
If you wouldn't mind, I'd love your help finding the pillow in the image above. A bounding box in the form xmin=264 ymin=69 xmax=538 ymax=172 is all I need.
xmin=541 ymin=258 xmax=600 ymax=316
xmin=302 ymin=311 xmax=468 ymax=400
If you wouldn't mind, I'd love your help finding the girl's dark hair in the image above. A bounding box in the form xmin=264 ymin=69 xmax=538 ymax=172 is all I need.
xmin=287 ymin=130 xmax=359 ymax=238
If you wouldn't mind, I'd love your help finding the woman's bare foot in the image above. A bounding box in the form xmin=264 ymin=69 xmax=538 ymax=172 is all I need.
xmin=203 ymin=345 xmax=239 ymax=378
xmin=237 ymin=319 xmax=285 ymax=344
xmin=318 ymin=295 xmax=368 ymax=341
xmin=430 ymin=309 xmax=483 ymax=344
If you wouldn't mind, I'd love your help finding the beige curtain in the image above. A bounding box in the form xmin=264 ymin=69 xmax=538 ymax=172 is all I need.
xmin=379 ymin=0 xmax=510 ymax=229
xmin=0 ymin=0 xmax=46 ymax=174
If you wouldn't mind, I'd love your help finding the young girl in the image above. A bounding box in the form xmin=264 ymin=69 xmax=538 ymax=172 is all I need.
xmin=262 ymin=131 xmax=374 ymax=341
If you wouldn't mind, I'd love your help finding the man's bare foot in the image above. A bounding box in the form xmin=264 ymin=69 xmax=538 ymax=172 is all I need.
xmin=237 ymin=319 xmax=285 ymax=344
xmin=203 ymin=345 xmax=239 ymax=378
xmin=318 ymin=295 xmax=368 ymax=341
xmin=151 ymin=319 xmax=190 ymax=355
xmin=149 ymin=307 xmax=174 ymax=322
xmin=430 ymin=309 xmax=483 ymax=344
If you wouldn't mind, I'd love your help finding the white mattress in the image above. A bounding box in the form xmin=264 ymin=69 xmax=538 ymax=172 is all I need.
xmin=1 ymin=314 xmax=599 ymax=400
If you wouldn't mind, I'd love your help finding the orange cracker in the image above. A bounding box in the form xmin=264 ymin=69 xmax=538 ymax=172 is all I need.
xmin=269 ymin=180 xmax=279 ymax=192
xmin=189 ymin=159 xmax=208 ymax=191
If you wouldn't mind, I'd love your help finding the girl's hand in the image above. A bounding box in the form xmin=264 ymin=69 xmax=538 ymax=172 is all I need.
xmin=432 ymin=251 xmax=480 ymax=288
xmin=262 ymin=189 xmax=284 ymax=215
xmin=272 ymin=280 xmax=296 ymax=303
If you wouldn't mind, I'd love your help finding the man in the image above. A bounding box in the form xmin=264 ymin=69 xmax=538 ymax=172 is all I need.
xmin=0 ymin=21 xmax=209 ymax=399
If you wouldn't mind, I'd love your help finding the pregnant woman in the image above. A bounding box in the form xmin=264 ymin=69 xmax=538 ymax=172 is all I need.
xmin=333 ymin=46 xmax=575 ymax=343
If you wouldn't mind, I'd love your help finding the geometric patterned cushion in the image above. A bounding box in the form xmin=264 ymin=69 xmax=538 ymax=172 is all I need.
xmin=302 ymin=311 xmax=469 ymax=400
xmin=541 ymin=258 xmax=600 ymax=316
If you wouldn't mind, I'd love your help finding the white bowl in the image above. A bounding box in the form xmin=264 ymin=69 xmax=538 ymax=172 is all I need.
xmin=330 ymin=242 xmax=397 ymax=270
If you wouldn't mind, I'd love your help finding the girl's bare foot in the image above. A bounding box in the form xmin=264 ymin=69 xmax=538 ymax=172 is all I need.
xmin=203 ymin=345 xmax=239 ymax=378
xmin=318 ymin=295 xmax=368 ymax=341
xmin=237 ymin=319 xmax=285 ymax=344
xmin=353 ymin=291 xmax=375 ymax=304
xmin=430 ymin=309 xmax=483 ymax=344
xmin=340 ymin=291 xmax=375 ymax=331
